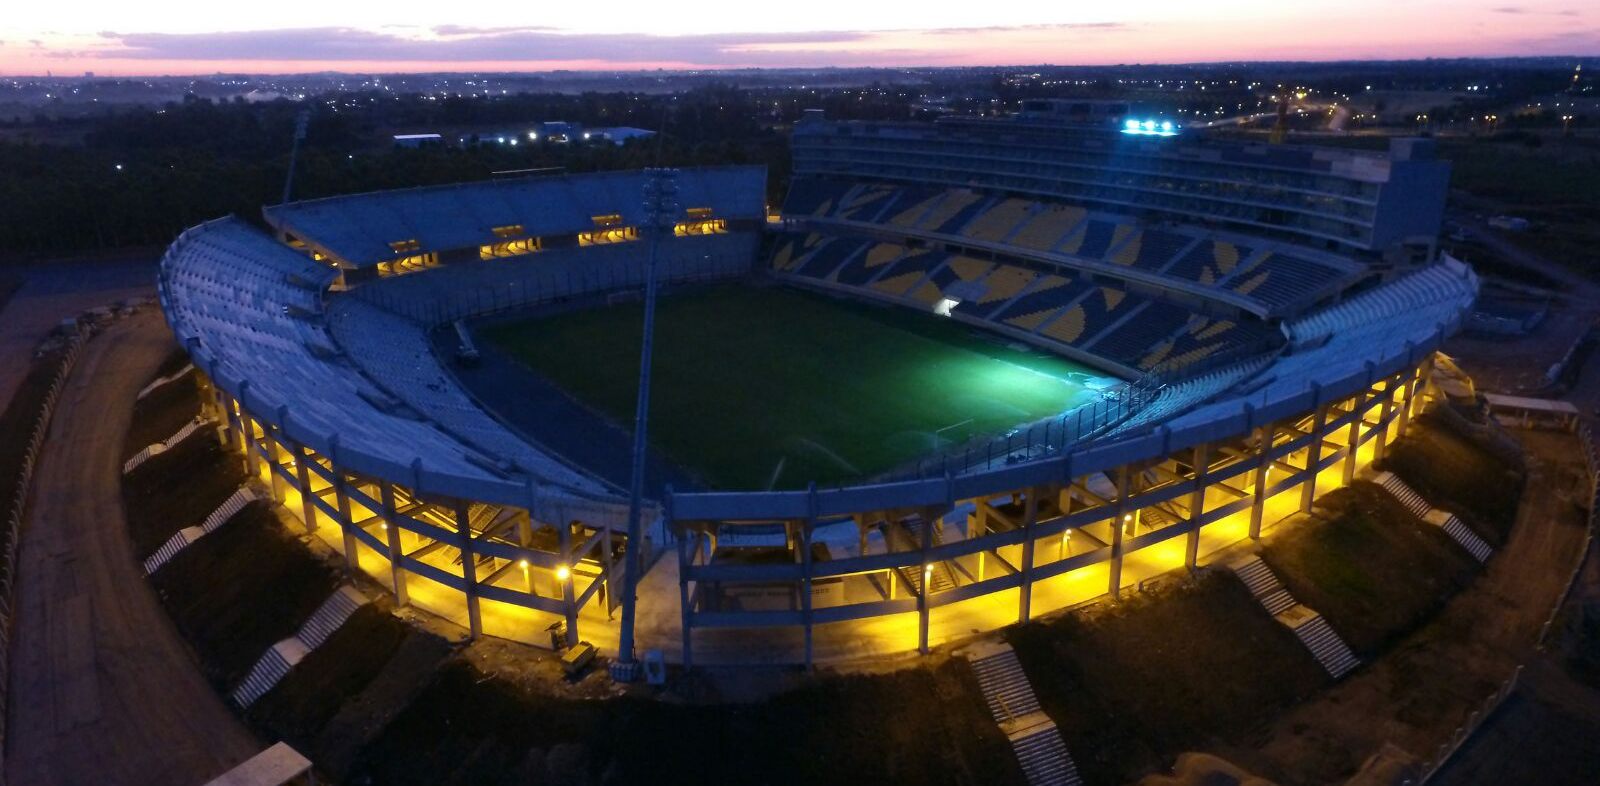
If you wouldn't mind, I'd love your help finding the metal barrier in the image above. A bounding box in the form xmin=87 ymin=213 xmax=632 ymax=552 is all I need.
xmin=0 ymin=323 xmax=90 ymax=781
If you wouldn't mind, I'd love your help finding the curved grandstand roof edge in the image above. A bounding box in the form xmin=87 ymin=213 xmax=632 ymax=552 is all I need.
xmin=263 ymin=163 xmax=767 ymax=215
xmin=159 ymin=216 xmax=632 ymax=522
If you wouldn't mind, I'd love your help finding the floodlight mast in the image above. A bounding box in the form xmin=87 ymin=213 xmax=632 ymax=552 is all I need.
xmin=614 ymin=167 xmax=679 ymax=678
xmin=280 ymin=110 xmax=310 ymax=205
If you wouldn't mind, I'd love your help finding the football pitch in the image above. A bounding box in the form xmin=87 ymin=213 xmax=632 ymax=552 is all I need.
xmin=481 ymin=286 xmax=1113 ymax=489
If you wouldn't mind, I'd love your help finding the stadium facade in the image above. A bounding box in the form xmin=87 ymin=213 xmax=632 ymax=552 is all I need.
xmin=159 ymin=108 xmax=1475 ymax=665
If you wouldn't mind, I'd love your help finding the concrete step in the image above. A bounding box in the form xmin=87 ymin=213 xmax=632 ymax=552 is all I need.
xmin=1294 ymin=615 xmax=1360 ymax=679
xmin=1375 ymin=471 xmax=1433 ymax=519
xmin=1010 ymin=720 xmax=1084 ymax=786
xmin=232 ymin=639 xmax=308 ymax=707
xmin=972 ymin=650 xmax=1042 ymax=722
xmin=297 ymin=586 xmax=367 ymax=650
xmin=1259 ymin=588 xmax=1298 ymax=616
xmin=1442 ymin=516 xmax=1494 ymax=563
xmin=1229 ymin=556 xmax=1284 ymax=598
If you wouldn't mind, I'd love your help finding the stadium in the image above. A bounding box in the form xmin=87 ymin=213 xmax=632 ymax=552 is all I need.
xmin=158 ymin=99 xmax=1476 ymax=668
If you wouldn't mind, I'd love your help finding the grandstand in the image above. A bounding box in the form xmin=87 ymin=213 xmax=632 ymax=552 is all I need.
xmin=158 ymin=110 xmax=1473 ymax=667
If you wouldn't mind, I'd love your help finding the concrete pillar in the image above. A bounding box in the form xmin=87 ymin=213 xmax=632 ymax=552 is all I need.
xmin=1249 ymin=423 xmax=1274 ymax=541
xmin=799 ymin=517 xmax=814 ymax=668
xmin=212 ymin=387 xmax=232 ymax=448
xmin=1396 ymin=366 xmax=1419 ymax=437
xmin=334 ymin=472 xmax=359 ymax=575
xmin=973 ymin=503 xmax=987 ymax=582
xmin=454 ymin=500 xmax=482 ymax=639
xmin=1185 ymin=443 xmax=1210 ymax=569
xmin=1109 ymin=466 xmax=1130 ymax=599
xmin=557 ymin=518 xmax=579 ymax=648
xmin=677 ymin=533 xmax=694 ymax=668
xmin=1374 ymin=378 xmax=1396 ymax=462
xmin=378 ymin=481 xmax=409 ymax=607
xmin=916 ymin=510 xmax=934 ymax=655
xmin=1300 ymin=404 xmax=1329 ymax=513
xmin=1343 ymin=391 xmax=1365 ymax=485
xmin=266 ymin=433 xmax=288 ymax=502
xmin=242 ymin=413 xmax=261 ymax=478
xmin=294 ymin=444 xmax=318 ymax=533
xmin=1017 ymin=487 xmax=1040 ymax=623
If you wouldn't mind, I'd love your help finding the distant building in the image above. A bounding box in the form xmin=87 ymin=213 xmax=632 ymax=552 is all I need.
xmin=583 ymin=127 xmax=657 ymax=145
xmin=529 ymin=121 xmax=584 ymax=144
xmin=393 ymin=133 xmax=443 ymax=149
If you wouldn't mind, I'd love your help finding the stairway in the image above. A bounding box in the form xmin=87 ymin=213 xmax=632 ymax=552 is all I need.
xmin=1290 ymin=615 xmax=1361 ymax=679
xmin=971 ymin=646 xmax=1041 ymax=722
xmin=1375 ymin=471 xmax=1433 ymax=518
xmin=966 ymin=643 xmax=1083 ymax=786
xmin=1230 ymin=556 xmax=1298 ymax=615
xmin=1010 ymin=716 xmax=1085 ymax=786
xmin=144 ymin=486 xmax=257 ymax=576
xmin=1374 ymin=471 xmax=1495 ymax=563
xmin=232 ymin=639 xmax=307 ymax=707
xmin=1441 ymin=515 xmax=1494 ymax=562
xmin=892 ymin=517 xmax=956 ymax=596
xmin=232 ymin=585 xmax=370 ymax=708
xmin=297 ymin=586 xmax=367 ymax=649
xmin=1230 ymin=556 xmax=1362 ymax=679
xmin=901 ymin=561 xmax=957 ymax=596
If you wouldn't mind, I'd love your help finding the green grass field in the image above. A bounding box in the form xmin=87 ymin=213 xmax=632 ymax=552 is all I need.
xmin=482 ymin=285 xmax=1111 ymax=489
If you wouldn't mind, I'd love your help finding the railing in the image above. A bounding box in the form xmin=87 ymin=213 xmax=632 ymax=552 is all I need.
xmin=1413 ymin=424 xmax=1598 ymax=783
xmin=871 ymin=335 xmax=1280 ymax=486
xmin=0 ymin=323 xmax=90 ymax=779
xmin=1537 ymin=423 xmax=1598 ymax=649
xmin=1413 ymin=666 xmax=1523 ymax=783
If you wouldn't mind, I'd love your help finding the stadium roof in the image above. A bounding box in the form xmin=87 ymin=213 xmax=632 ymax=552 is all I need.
xmin=263 ymin=165 xmax=766 ymax=268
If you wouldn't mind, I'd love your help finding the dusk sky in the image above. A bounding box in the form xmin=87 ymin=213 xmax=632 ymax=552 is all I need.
xmin=2 ymin=1 xmax=1596 ymax=76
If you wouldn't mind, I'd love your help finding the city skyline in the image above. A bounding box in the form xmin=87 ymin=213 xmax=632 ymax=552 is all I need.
xmin=2 ymin=1 xmax=1596 ymax=77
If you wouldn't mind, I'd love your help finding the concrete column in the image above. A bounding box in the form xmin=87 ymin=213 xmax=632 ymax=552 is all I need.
xmin=1300 ymin=404 xmax=1329 ymax=513
xmin=1396 ymin=366 xmax=1419 ymax=437
xmin=916 ymin=510 xmax=934 ymax=655
xmin=677 ymin=533 xmax=694 ymax=668
xmin=378 ymin=481 xmax=409 ymax=607
xmin=1413 ymin=357 xmax=1436 ymax=417
xmin=973 ymin=503 xmax=987 ymax=582
xmin=212 ymin=387 xmax=232 ymax=448
xmin=1017 ymin=487 xmax=1040 ymax=623
xmin=1109 ymin=466 xmax=1130 ymax=599
xmin=242 ymin=413 xmax=261 ymax=478
xmin=334 ymin=472 xmax=359 ymax=575
xmin=1343 ymin=390 xmax=1366 ymax=485
xmin=1185 ymin=443 xmax=1210 ymax=569
xmin=454 ymin=500 xmax=482 ymax=639
xmin=1249 ymin=423 xmax=1275 ymax=541
xmin=799 ymin=517 xmax=814 ymax=668
xmin=266 ymin=433 xmax=288 ymax=502
xmin=557 ymin=518 xmax=579 ymax=648
xmin=1374 ymin=378 xmax=1396 ymax=462
xmin=294 ymin=444 xmax=318 ymax=533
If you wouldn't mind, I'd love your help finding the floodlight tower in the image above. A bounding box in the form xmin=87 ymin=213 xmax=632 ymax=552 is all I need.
xmin=280 ymin=110 xmax=310 ymax=205
xmin=614 ymin=167 xmax=680 ymax=680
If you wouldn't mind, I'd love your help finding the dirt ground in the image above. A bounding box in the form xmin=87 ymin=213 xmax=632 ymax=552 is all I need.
xmin=1201 ymin=428 xmax=1592 ymax=786
xmin=4 ymin=312 xmax=260 ymax=786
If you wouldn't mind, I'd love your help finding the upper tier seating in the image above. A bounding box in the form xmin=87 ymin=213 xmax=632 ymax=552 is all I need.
xmin=769 ymin=231 xmax=1278 ymax=376
xmin=266 ymin=167 xmax=766 ymax=266
xmin=160 ymin=218 xmax=614 ymax=503
xmin=779 ymin=177 xmax=1361 ymax=315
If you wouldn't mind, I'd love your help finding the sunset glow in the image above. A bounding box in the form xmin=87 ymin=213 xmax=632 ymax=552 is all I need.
xmin=1 ymin=1 xmax=1595 ymax=75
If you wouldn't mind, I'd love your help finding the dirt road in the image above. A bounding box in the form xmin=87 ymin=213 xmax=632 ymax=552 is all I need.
xmin=4 ymin=311 xmax=259 ymax=786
